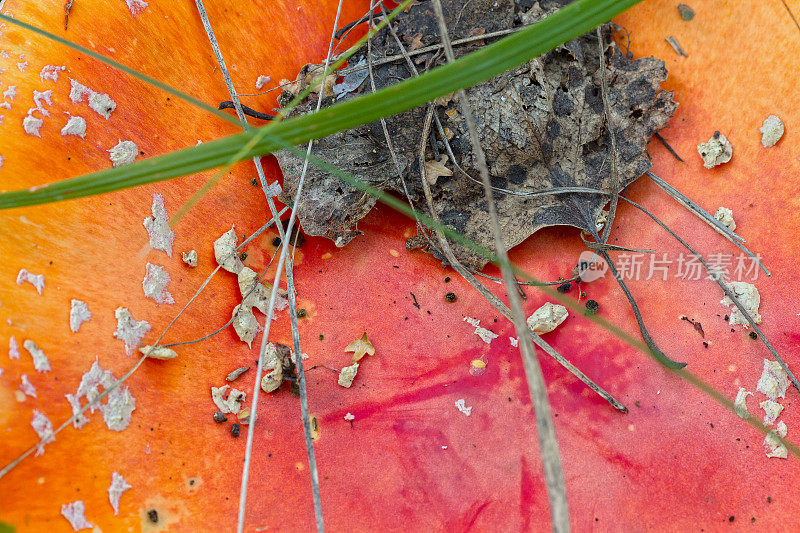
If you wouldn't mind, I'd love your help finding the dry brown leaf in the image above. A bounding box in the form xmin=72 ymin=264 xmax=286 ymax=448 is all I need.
xmin=345 ymin=332 xmax=375 ymax=363
xmin=424 ymin=156 xmax=453 ymax=185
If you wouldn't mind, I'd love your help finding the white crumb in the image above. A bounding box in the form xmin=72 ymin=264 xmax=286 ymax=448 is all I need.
xmin=61 ymin=500 xmax=93 ymax=531
xmin=756 ymin=359 xmax=790 ymax=401
xmin=142 ymin=193 xmax=174 ymax=257
xmin=211 ymin=385 xmax=246 ymax=413
xmin=255 ymin=75 xmax=271 ymax=89
xmin=69 ymin=79 xmax=91 ymax=103
xmin=764 ymin=420 xmax=788 ymax=459
xmin=527 ymin=302 xmax=568 ymax=335
xmin=69 ymin=299 xmax=92 ymax=332
xmin=344 ymin=412 xmax=355 ymax=421
xmin=238 ymin=267 xmax=288 ymax=317
xmin=16 ymin=268 xmax=45 ymax=294
xmin=100 ymin=384 xmax=136 ymax=431
xmin=232 ymin=304 xmax=261 ymax=347
xmin=65 ymin=394 xmax=89 ymax=429
xmin=61 ymin=115 xmax=87 ymax=137
xmin=181 ymin=250 xmax=198 ymax=267
xmin=113 ymin=307 xmax=151 ymax=355
xmin=17 ymin=61 xmax=28 ymax=71
xmin=713 ymin=207 xmax=736 ymax=231
xmin=463 ymin=316 xmax=499 ymax=344
xmin=22 ymin=114 xmax=43 ymax=136
xmin=108 ymin=472 xmax=132 ymax=515
xmin=721 ymin=282 xmax=761 ymax=327
xmin=19 ymin=374 xmax=37 ymax=397
xmin=31 ymin=409 xmax=55 ymax=455
xmin=9 ymin=336 xmax=20 ymax=359
xmin=108 ymin=140 xmax=138 ymax=167
xmin=123 ymin=0 xmax=149 ymax=16
xmin=759 ymin=115 xmax=784 ymax=147
xmin=697 ymin=131 xmax=732 ymax=168
xmin=338 ymin=362 xmax=359 ymax=388
xmin=142 ymin=263 xmax=174 ymax=304
xmin=760 ymin=400 xmax=784 ymax=425
xmin=89 ymin=91 xmax=116 ymax=118
xmin=509 ymin=336 xmax=519 ymax=347
xmin=138 ymin=345 xmax=178 ymax=359
xmin=455 ymin=398 xmax=472 ymax=416
xmin=23 ymin=340 xmax=50 ymax=372
xmin=33 ymin=90 xmax=53 ymax=116
xmin=39 ymin=65 xmax=65 ymax=82
xmin=0 ymin=103 xmax=10 ymax=110
xmin=226 ymin=366 xmax=250 ymax=382
xmin=733 ymin=387 xmax=752 ymax=419
xmin=3 ymin=85 xmax=16 ymax=100
xmin=214 ymin=226 xmax=244 ymax=273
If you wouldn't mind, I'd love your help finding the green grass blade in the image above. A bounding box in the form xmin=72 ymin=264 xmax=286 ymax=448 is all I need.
xmin=0 ymin=0 xmax=640 ymax=209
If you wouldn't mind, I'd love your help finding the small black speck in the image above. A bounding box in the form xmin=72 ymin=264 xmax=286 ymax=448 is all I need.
xmin=444 ymin=277 xmax=451 ymax=283
xmin=147 ymin=509 xmax=159 ymax=523
xmin=213 ymin=411 xmax=227 ymax=423
xmin=703 ymin=341 xmax=709 ymax=348
xmin=445 ymin=292 xmax=457 ymax=302
xmin=239 ymin=251 xmax=247 ymax=261
xmin=749 ymin=331 xmax=758 ymax=340
xmin=728 ymin=516 xmax=734 ymax=522
xmin=251 ymin=178 xmax=259 ymax=186
xmin=585 ymin=300 xmax=600 ymax=315
xmin=231 ymin=423 xmax=241 ymax=438
xmin=319 ymin=334 xmax=324 ymax=340
xmin=297 ymin=309 xmax=307 ymax=318
xmin=272 ymin=236 xmax=281 ymax=246
xmin=557 ymin=282 xmax=571 ymax=293
xmin=724 ymin=314 xmax=729 ymax=321
xmin=139 ymin=150 xmax=145 ymax=156
xmin=767 ymin=496 xmax=772 ymax=503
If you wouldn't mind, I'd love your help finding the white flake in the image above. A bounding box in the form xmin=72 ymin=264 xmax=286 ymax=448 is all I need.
xmin=17 ymin=61 xmax=28 ymax=71
xmin=463 ymin=316 xmax=499 ymax=344
xmin=138 ymin=345 xmax=177 ymax=359
xmin=454 ymin=398 xmax=472 ymax=416
xmin=33 ymin=90 xmax=53 ymax=116
xmin=69 ymin=79 xmax=91 ymax=103
xmin=113 ymin=307 xmax=151 ymax=355
xmin=22 ymin=114 xmax=43 ymax=136
xmin=61 ymin=115 xmax=87 ymax=137
xmin=108 ymin=472 xmax=132 ymax=515
xmin=3 ymin=85 xmax=16 ymax=100
xmin=142 ymin=193 xmax=174 ymax=257
xmin=16 ymin=268 xmax=45 ymax=294
xmin=9 ymin=336 xmax=20 ymax=359
xmin=142 ymin=263 xmax=174 ymax=304
xmin=759 ymin=115 xmax=784 ymax=147
xmin=260 ymin=344 xmax=282 ymax=393
xmin=756 ymin=359 xmax=790 ymax=401
xmin=101 ymin=384 xmax=136 ymax=431
xmin=89 ymin=91 xmax=116 ymax=118
xmin=697 ymin=131 xmax=732 ymax=168
xmin=764 ymin=421 xmax=788 ymax=459
xmin=255 ymin=75 xmax=271 ymax=89
xmin=19 ymin=374 xmax=37 ymax=397
xmin=760 ymin=400 xmax=784 ymax=425
xmin=31 ymin=410 xmax=55 ymax=455
xmin=211 ymin=385 xmax=246 ymax=413
xmin=61 ymin=500 xmax=93 ymax=531
xmin=123 ymin=0 xmax=149 ymax=16
xmin=733 ymin=387 xmax=752 ymax=419
xmin=214 ymin=226 xmax=244 ymax=273
xmin=39 ymin=65 xmax=65 ymax=82
xmin=66 ymin=357 xmax=118 ymax=428
xmin=0 ymin=103 xmax=10 ymax=109
xmin=108 ymin=140 xmax=138 ymax=167
xmin=0 ymin=155 xmax=3 ymax=170
xmin=509 ymin=336 xmax=519 ymax=347
xmin=69 ymin=299 xmax=92 ymax=332
xmin=721 ymin=282 xmax=761 ymax=327
xmin=527 ymin=302 xmax=569 ymax=335
xmin=65 ymin=394 xmax=90 ymax=428
xmin=344 ymin=412 xmax=355 ymax=421
xmin=713 ymin=207 xmax=736 ymax=231
xmin=181 ymin=250 xmax=198 ymax=267
xmin=338 ymin=362 xmax=359 ymax=388
xmin=23 ymin=340 xmax=51 ymax=372
xmin=232 ymin=304 xmax=261 ymax=347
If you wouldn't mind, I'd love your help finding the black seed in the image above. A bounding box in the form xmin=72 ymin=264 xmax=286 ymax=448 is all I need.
xmin=557 ymin=282 xmax=571 ymax=293
xmin=297 ymin=309 xmax=307 ymax=318
xmin=239 ymin=251 xmax=247 ymax=261
xmin=251 ymin=178 xmax=259 ymax=186
xmin=445 ymin=292 xmax=457 ymax=302
xmin=213 ymin=411 xmax=228 ymax=423
xmin=585 ymin=300 xmax=600 ymax=315
xmin=272 ymin=237 xmax=281 ymax=247
xmin=231 ymin=423 xmax=241 ymax=438
xmin=749 ymin=331 xmax=758 ymax=340
xmin=444 ymin=277 xmax=451 ymax=283
xmin=147 ymin=509 xmax=159 ymax=523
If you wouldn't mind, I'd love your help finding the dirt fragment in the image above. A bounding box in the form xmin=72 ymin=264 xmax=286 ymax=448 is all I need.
xmin=108 ymin=472 xmax=132 ymax=515
xmin=31 ymin=409 xmax=55 ymax=455
xmin=720 ymin=282 xmax=760 ymax=327
xmin=61 ymin=500 xmax=93 ymax=531
xmin=23 ymin=339 xmax=51 ymax=372
xmin=527 ymin=302 xmax=568 ymax=335
xmin=677 ymin=3 xmax=695 ymax=20
xmin=764 ymin=421 xmax=788 ymax=459
xmin=211 ymin=385 xmax=246 ymax=414
xmin=143 ymin=193 xmax=174 ymax=257
xmin=181 ymin=250 xmax=198 ymax=267
xmin=16 ymin=268 xmax=45 ymax=294
xmin=760 ymin=400 xmax=784 ymax=425
xmin=759 ymin=115 xmax=784 ymax=147
xmin=338 ymin=362 xmax=359 ymax=388
xmin=113 ymin=307 xmax=151 ymax=355
xmin=138 ymin=345 xmax=178 ymax=360
xmin=756 ymin=359 xmax=790 ymax=401
xmin=214 ymin=226 xmax=244 ymax=274
xmin=142 ymin=263 xmax=174 ymax=304
xmin=680 ymin=315 xmax=705 ymax=337
xmin=713 ymin=207 xmax=736 ymax=231
xmin=733 ymin=387 xmax=752 ymax=419
xmin=697 ymin=131 xmax=732 ymax=168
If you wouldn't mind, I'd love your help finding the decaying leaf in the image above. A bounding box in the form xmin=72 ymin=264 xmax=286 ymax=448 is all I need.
xmin=214 ymin=226 xmax=244 ymax=274
xmin=232 ymin=304 xmax=261 ymax=347
xmin=260 ymin=343 xmax=283 ymax=393
xmin=275 ymin=0 xmax=676 ymax=268
xmin=238 ymin=267 xmax=289 ymax=316
xmin=345 ymin=332 xmax=375 ymax=363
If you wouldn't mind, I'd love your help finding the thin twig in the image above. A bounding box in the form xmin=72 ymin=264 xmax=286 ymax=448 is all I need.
xmin=653 ymin=132 xmax=685 ymax=162
xmin=431 ymin=4 xmax=570 ymax=528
